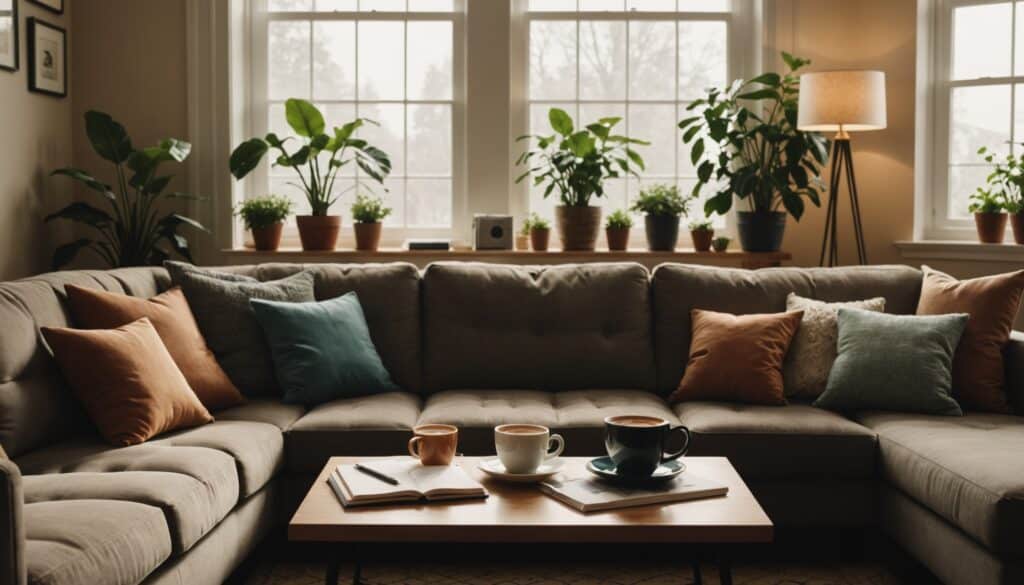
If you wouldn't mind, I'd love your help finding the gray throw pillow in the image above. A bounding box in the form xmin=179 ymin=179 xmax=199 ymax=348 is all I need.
xmin=814 ymin=308 xmax=967 ymax=416
xmin=165 ymin=261 xmax=258 ymax=284
xmin=783 ymin=293 xmax=886 ymax=398
xmin=167 ymin=264 xmax=316 ymax=396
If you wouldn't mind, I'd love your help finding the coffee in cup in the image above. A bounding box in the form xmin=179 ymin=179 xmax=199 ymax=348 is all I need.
xmin=408 ymin=424 xmax=458 ymax=466
xmin=494 ymin=424 xmax=565 ymax=474
xmin=603 ymin=415 xmax=690 ymax=478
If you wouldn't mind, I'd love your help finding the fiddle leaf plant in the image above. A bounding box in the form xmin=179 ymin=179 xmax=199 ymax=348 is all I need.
xmin=229 ymin=98 xmax=392 ymax=216
xmin=46 ymin=111 xmax=208 ymax=270
xmin=515 ymin=108 xmax=648 ymax=207
xmin=679 ymin=52 xmax=830 ymax=221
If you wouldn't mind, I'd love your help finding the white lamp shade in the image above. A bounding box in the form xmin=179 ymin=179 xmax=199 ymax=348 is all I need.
xmin=797 ymin=70 xmax=887 ymax=132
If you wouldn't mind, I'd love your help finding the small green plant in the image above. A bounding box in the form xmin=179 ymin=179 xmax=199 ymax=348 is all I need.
xmin=350 ymin=193 xmax=392 ymax=224
xmin=977 ymin=146 xmax=1023 ymax=213
xmin=712 ymin=236 xmax=731 ymax=252
xmin=605 ymin=210 xmax=633 ymax=229
xmin=688 ymin=218 xmax=713 ymax=232
xmin=967 ymin=188 xmax=1006 ymax=214
xmin=631 ymin=184 xmax=692 ymax=217
xmin=522 ymin=212 xmax=550 ymax=232
xmin=236 ymin=195 xmax=293 ymax=230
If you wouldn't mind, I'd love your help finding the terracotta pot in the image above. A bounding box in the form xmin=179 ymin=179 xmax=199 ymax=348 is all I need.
xmin=515 ymin=234 xmax=530 ymax=251
xmin=530 ymin=228 xmax=550 ymax=252
xmin=353 ymin=222 xmax=383 ymax=251
xmin=974 ymin=212 xmax=1007 ymax=244
xmin=555 ymin=206 xmax=602 ymax=251
xmin=690 ymin=229 xmax=714 ymax=252
xmin=296 ymin=215 xmax=341 ymax=251
xmin=644 ymin=215 xmax=681 ymax=251
xmin=605 ymin=227 xmax=630 ymax=251
xmin=251 ymin=222 xmax=284 ymax=251
xmin=1011 ymin=213 xmax=1024 ymax=244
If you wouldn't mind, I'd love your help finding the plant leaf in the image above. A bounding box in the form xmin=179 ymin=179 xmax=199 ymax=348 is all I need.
xmin=229 ymin=138 xmax=269 ymax=179
xmin=85 ymin=111 xmax=133 ymax=163
xmin=44 ymin=202 xmax=114 ymax=227
xmin=548 ymin=108 xmax=574 ymax=136
xmin=285 ymin=98 xmax=326 ymax=137
xmin=50 ymin=168 xmax=115 ymax=200
xmin=51 ymin=238 xmax=94 ymax=270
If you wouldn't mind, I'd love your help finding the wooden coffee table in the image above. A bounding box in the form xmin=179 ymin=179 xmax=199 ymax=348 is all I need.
xmin=290 ymin=456 xmax=772 ymax=585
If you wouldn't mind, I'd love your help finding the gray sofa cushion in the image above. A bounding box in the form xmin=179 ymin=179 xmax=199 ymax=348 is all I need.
xmin=423 ymin=262 xmax=657 ymax=391
xmin=651 ymin=264 xmax=923 ymax=393
xmin=214 ymin=399 xmax=306 ymax=431
xmin=857 ymin=411 xmax=1024 ymax=556
xmin=673 ymin=402 xmax=878 ymax=480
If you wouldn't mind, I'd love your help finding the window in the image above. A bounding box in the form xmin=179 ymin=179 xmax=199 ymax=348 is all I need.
xmin=523 ymin=0 xmax=732 ymax=228
xmin=931 ymin=0 xmax=1024 ymax=237
xmin=249 ymin=0 xmax=462 ymax=243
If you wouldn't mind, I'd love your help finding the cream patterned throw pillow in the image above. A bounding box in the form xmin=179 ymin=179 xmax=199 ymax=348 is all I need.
xmin=783 ymin=293 xmax=886 ymax=398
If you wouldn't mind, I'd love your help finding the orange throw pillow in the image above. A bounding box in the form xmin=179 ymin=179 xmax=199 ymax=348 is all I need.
xmin=65 ymin=285 xmax=244 ymax=411
xmin=41 ymin=317 xmax=214 ymax=446
xmin=916 ymin=266 xmax=1024 ymax=413
xmin=670 ymin=309 xmax=804 ymax=405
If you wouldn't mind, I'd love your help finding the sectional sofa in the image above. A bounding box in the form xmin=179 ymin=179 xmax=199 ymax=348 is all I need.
xmin=0 ymin=261 xmax=1021 ymax=585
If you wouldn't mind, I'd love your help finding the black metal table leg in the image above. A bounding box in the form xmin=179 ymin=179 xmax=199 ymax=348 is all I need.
xmin=691 ymin=556 xmax=703 ymax=585
xmin=325 ymin=555 xmax=340 ymax=585
xmin=718 ymin=555 xmax=732 ymax=585
xmin=352 ymin=558 xmax=365 ymax=585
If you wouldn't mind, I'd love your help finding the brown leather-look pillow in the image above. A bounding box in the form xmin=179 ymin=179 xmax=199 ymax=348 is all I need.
xmin=916 ymin=266 xmax=1024 ymax=413
xmin=41 ymin=317 xmax=214 ymax=446
xmin=65 ymin=285 xmax=244 ymax=411
xmin=670 ymin=309 xmax=803 ymax=405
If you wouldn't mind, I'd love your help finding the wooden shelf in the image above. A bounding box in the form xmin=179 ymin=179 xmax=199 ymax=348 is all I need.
xmin=220 ymin=247 xmax=790 ymax=269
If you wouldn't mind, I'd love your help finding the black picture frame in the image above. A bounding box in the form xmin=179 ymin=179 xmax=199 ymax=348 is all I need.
xmin=27 ymin=17 xmax=65 ymax=98
xmin=27 ymin=0 xmax=60 ymax=15
xmin=0 ymin=0 xmax=17 ymax=73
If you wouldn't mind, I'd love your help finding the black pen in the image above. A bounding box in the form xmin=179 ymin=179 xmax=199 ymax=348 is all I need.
xmin=354 ymin=463 xmax=399 ymax=486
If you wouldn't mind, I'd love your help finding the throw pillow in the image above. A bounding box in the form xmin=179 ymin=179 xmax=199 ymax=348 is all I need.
xmin=64 ymin=285 xmax=245 ymax=411
xmin=783 ymin=293 xmax=886 ymax=398
xmin=164 ymin=260 xmax=258 ymax=284
xmin=670 ymin=309 xmax=804 ymax=406
xmin=168 ymin=266 xmax=316 ymax=396
xmin=250 ymin=292 xmax=399 ymax=405
xmin=40 ymin=317 xmax=214 ymax=446
xmin=916 ymin=266 xmax=1024 ymax=413
xmin=815 ymin=308 xmax=967 ymax=416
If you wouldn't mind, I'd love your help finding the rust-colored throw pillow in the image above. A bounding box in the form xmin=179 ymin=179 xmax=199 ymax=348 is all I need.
xmin=41 ymin=317 xmax=214 ymax=446
xmin=670 ymin=309 xmax=804 ymax=405
xmin=916 ymin=266 xmax=1024 ymax=413
xmin=65 ymin=285 xmax=244 ymax=411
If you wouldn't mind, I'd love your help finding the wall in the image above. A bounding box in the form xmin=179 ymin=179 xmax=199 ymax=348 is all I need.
xmin=0 ymin=0 xmax=73 ymax=280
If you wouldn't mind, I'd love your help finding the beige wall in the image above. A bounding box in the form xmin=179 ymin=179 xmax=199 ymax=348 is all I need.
xmin=0 ymin=2 xmax=73 ymax=280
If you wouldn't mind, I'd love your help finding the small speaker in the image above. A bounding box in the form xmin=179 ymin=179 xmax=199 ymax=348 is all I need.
xmin=472 ymin=214 xmax=514 ymax=250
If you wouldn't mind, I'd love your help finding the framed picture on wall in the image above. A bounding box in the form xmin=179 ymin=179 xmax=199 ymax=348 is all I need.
xmin=28 ymin=0 xmax=61 ymax=14
xmin=27 ymin=18 xmax=65 ymax=97
xmin=0 ymin=0 xmax=17 ymax=72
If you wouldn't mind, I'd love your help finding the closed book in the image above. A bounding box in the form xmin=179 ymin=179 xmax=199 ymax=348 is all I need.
xmin=328 ymin=459 xmax=488 ymax=507
xmin=540 ymin=473 xmax=728 ymax=513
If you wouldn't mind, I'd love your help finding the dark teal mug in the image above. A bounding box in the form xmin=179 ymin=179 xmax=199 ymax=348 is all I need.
xmin=603 ymin=415 xmax=690 ymax=478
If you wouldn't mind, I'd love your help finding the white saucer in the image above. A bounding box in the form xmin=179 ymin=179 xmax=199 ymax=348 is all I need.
xmin=477 ymin=458 xmax=564 ymax=483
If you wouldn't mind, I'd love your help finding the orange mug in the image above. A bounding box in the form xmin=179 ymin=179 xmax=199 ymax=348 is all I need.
xmin=407 ymin=424 xmax=458 ymax=466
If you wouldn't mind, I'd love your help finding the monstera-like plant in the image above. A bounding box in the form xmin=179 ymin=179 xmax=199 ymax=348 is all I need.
xmin=46 ymin=111 xmax=207 ymax=270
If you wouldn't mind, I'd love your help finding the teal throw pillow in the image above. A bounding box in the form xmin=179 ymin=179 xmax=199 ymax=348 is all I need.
xmin=814 ymin=308 xmax=967 ymax=416
xmin=250 ymin=292 xmax=398 ymax=405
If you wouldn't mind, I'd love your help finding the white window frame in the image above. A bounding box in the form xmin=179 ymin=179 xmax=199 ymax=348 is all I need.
xmin=244 ymin=0 xmax=467 ymax=248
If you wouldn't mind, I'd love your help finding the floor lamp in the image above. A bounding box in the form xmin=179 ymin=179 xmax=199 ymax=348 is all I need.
xmin=797 ymin=71 xmax=887 ymax=266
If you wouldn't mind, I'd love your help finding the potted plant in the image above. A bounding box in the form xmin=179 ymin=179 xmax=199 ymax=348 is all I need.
xmin=978 ymin=146 xmax=1024 ymax=244
xmin=229 ymin=99 xmax=392 ymax=251
xmin=605 ymin=210 xmax=633 ymax=251
xmin=350 ymin=193 xmax=392 ymax=252
xmin=680 ymin=52 xmax=829 ymax=252
xmin=515 ymin=221 xmax=531 ymax=251
xmin=516 ymin=108 xmax=647 ymax=251
xmin=630 ymin=184 xmax=691 ymax=251
xmin=967 ymin=188 xmax=1007 ymax=244
xmin=236 ymin=195 xmax=293 ymax=251
xmin=1007 ymin=198 xmax=1024 ymax=245
xmin=46 ymin=111 xmax=208 ymax=269
xmin=712 ymin=236 xmax=731 ymax=252
xmin=689 ymin=219 xmax=714 ymax=252
xmin=523 ymin=213 xmax=551 ymax=251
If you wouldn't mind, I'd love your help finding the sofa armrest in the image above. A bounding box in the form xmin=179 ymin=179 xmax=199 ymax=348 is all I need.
xmin=0 ymin=458 xmax=25 ymax=585
xmin=1007 ymin=331 xmax=1024 ymax=414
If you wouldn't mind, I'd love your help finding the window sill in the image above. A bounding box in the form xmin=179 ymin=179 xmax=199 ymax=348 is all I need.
xmin=894 ymin=240 xmax=1024 ymax=263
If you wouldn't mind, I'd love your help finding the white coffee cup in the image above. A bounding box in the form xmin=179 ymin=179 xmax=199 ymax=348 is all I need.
xmin=494 ymin=424 xmax=565 ymax=474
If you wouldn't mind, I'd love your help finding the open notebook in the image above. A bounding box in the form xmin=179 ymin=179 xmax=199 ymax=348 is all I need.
xmin=329 ymin=459 xmax=488 ymax=507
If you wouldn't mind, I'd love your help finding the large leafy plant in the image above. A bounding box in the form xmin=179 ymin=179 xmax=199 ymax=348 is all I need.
xmin=680 ymin=52 xmax=829 ymax=220
xmin=229 ymin=98 xmax=392 ymax=216
xmin=515 ymin=108 xmax=648 ymax=207
xmin=47 ymin=111 xmax=206 ymax=270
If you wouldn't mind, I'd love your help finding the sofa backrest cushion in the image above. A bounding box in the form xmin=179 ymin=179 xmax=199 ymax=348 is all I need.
xmin=651 ymin=263 xmax=923 ymax=393
xmin=423 ymin=262 xmax=657 ymax=391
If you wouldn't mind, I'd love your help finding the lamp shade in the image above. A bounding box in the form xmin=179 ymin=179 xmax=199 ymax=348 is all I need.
xmin=797 ymin=70 xmax=887 ymax=132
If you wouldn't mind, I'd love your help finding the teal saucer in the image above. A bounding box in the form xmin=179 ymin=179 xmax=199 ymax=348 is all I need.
xmin=586 ymin=456 xmax=685 ymax=484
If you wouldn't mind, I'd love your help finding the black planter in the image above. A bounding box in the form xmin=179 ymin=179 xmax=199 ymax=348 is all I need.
xmin=644 ymin=215 xmax=681 ymax=251
xmin=737 ymin=211 xmax=787 ymax=252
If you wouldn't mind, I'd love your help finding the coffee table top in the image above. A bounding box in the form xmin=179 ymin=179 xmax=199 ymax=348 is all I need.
xmin=289 ymin=456 xmax=772 ymax=544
